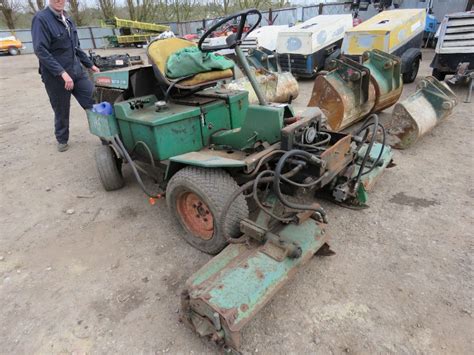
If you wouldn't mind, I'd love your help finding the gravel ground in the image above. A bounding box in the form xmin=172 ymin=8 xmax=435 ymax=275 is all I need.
xmin=0 ymin=48 xmax=473 ymax=354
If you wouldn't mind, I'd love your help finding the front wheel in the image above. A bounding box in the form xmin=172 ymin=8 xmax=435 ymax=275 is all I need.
xmin=8 ymin=46 xmax=19 ymax=56
xmin=403 ymin=57 xmax=420 ymax=83
xmin=166 ymin=167 xmax=248 ymax=254
xmin=95 ymin=145 xmax=124 ymax=191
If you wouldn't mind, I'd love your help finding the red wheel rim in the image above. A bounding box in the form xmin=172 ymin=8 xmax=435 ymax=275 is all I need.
xmin=176 ymin=191 xmax=214 ymax=240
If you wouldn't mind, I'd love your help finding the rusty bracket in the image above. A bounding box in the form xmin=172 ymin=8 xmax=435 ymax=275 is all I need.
xmin=261 ymin=232 xmax=302 ymax=261
xmin=294 ymin=206 xmax=326 ymax=224
xmin=362 ymin=49 xmax=403 ymax=113
xmin=239 ymin=219 xmax=267 ymax=243
xmin=240 ymin=218 xmax=302 ymax=261
xmin=327 ymin=57 xmax=371 ymax=106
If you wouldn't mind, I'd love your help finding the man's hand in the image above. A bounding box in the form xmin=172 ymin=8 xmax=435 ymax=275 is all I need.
xmin=61 ymin=72 xmax=74 ymax=91
xmin=91 ymin=65 xmax=100 ymax=73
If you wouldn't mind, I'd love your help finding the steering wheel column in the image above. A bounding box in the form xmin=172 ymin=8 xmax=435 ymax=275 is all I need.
xmin=233 ymin=44 xmax=267 ymax=106
xmin=198 ymin=9 xmax=267 ymax=106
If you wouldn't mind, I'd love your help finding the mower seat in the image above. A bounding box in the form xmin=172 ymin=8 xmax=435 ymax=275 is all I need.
xmin=147 ymin=37 xmax=234 ymax=90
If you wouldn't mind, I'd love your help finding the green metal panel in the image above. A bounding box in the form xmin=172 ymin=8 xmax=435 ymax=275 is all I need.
xmin=118 ymin=117 xmax=202 ymax=161
xmin=114 ymin=95 xmax=203 ymax=160
xmin=114 ymin=95 xmax=201 ymax=126
xmin=86 ymin=110 xmax=119 ymax=138
xmin=185 ymin=215 xmax=328 ymax=346
xmin=198 ymin=89 xmax=249 ymax=129
xmin=211 ymin=105 xmax=284 ymax=150
xmin=93 ymin=70 xmax=130 ymax=89
xmin=227 ymin=92 xmax=248 ymax=129
xmin=200 ymin=100 xmax=232 ymax=145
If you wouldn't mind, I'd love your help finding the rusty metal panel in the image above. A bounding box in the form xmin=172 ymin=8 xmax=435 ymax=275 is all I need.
xmin=320 ymin=134 xmax=353 ymax=185
xmin=308 ymin=57 xmax=376 ymax=131
xmin=362 ymin=49 xmax=403 ymax=113
xmin=388 ymin=76 xmax=458 ymax=149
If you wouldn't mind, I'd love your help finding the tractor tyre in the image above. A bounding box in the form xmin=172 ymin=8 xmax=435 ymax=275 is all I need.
xmin=166 ymin=167 xmax=248 ymax=255
xmin=432 ymin=68 xmax=446 ymax=81
xmin=94 ymin=145 xmax=124 ymax=191
xmin=8 ymin=46 xmax=19 ymax=56
xmin=402 ymin=57 xmax=420 ymax=84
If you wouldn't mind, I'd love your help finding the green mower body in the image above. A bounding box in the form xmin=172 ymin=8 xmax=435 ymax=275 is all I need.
xmin=88 ymin=66 xmax=295 ymax=176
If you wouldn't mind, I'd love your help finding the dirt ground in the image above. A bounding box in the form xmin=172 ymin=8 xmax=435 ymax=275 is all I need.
xmin=0 ymin=48 xmax=473 ymax=354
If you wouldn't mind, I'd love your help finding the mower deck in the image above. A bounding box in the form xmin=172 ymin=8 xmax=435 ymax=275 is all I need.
xmin=181 ymin=208 xmax=329 ymax=351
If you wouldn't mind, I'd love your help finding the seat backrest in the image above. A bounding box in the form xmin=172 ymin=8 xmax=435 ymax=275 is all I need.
xmin=148 ymin=37 xmax=196 ymax=75
xmin=147 ymin=37 xmax=234 ymax=90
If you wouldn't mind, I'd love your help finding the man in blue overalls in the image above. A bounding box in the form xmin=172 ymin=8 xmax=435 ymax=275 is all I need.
xmin=32 ymin=0 xmax=100 ymax=152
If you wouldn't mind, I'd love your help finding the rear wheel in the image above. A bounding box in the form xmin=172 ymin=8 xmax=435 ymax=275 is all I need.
xmin=432 ymin=68 xmax=446 ymax=81
xmin=95 ymin=145 xmax=124 ymax=191
xmin=166 ymin=167 xmax=248 ymax=254
xmin=8 ymin=46 xmax=19 ymax=56
xmin=403 ymin=57 xmax=420 ymax=83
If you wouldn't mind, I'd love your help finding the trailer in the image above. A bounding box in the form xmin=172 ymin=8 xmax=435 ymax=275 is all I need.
xmin=103 ymin=17 xmax=170 ymax=47
xmin=342 ymin=9 xmax=426 ymax=83
xmin=431 ymin=11 xmax=474 ymax=81
xmin=276 ymin=14 xmax=353 ymax=78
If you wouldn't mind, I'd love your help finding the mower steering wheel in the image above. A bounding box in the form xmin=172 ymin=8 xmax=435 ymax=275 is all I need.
xmin=198 ymin=9 xmax=262 ymax=52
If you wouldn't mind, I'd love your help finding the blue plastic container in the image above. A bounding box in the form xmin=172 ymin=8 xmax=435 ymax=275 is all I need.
xmin=425 ymin=14 xmax=438 ymax=34
xmin=92 ymin=102 xmax=113 ymax=115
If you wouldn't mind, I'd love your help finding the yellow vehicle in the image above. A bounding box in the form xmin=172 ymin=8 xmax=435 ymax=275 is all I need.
xmin=0 ymin=36 xmax=25 ymax=56
xmin=342 ymin=9 xmax=426 ymax=83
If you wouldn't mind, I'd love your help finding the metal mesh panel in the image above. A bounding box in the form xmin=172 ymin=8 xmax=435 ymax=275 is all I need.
xmin=322 ymin=4 xmax=351 ymax=15
xmin=302 ymin=6 xmax=319 ymax=21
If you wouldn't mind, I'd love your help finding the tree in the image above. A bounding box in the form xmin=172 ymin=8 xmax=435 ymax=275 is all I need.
xmin=97 ymin=0 xmax=115 ymax=20
xmin=171 ymin=0 xmax=197 ymax=22
xmin=155 ymin=0 xmax=174 ymax=22
xmin=126 ymin=0 xmax=164 ymax=22
xmin=69 ymin=0 xmax=84 ymax=26
xmin=26 ymin=0 xmax=44 ymax=14
xmin=237 ymin=0 xmax=270 ymax=10
xmin=0 ymin=0 xmax=21 ymax=30
xmin=272 ymin=0 xmax=288 ymax=8
xmin=216 ymin=0 xmax=233 ymax=15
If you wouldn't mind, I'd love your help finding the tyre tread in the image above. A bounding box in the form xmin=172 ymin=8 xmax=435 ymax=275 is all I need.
xmin=166 ymin=167 xmax=248 ymax=254
xmin=95 ymin=145 xmax=124 ymax=191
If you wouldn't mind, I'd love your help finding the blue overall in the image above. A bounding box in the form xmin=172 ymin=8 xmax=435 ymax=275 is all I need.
xmin=32 ymin=8 xmax=94 ymax=144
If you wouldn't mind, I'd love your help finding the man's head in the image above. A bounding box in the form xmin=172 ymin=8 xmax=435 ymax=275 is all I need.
xmin=49 ymin=0 xmax=66 ymax=12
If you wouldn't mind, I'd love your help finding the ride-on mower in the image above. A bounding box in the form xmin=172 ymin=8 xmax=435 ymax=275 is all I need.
xmin=87 ymin=9 xmax=393 ymax=352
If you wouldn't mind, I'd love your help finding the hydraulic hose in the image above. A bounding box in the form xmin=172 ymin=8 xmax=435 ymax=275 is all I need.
xmin=352 ymin=114 xmax=386 ymax=187
xmin=244 ymin=149 xmax=286 ymax=178
xmin=219 ymin=163 xmax=305 ymax=244
xmin=273 ymin=150 xmax=328 ymax=223
xmin=358 ymin=122 xmax=386 ymax=177
xmin=253 ymin=170 xmax=296 ymax=224
xmin=113 ymin=136 xmax=162 ymax=199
